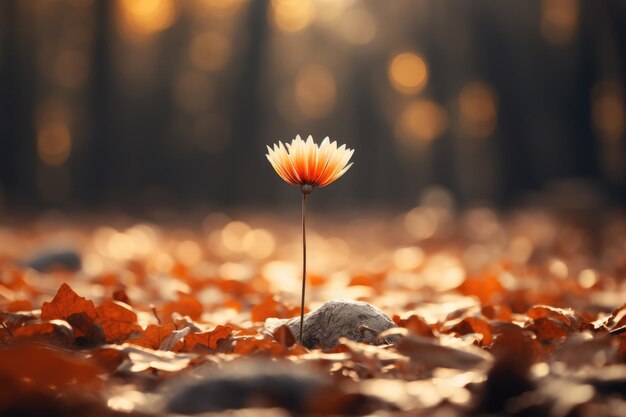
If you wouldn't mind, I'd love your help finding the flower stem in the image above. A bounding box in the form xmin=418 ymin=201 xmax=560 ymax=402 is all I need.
xmin=299 ymin=191 xmax=307 ymax=343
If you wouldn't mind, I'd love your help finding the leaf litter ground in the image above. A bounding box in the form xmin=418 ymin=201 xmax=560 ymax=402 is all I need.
xmin=1 ymin=206 xmax=626 ymax=416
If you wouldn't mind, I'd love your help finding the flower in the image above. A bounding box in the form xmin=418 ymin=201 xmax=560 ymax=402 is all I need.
xmin=266 ymin=135 xmax=354 ymax=193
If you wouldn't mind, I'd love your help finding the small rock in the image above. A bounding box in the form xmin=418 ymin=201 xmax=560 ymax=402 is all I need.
xmin=26 ymin=247 xmax=81 ymax=273
xmin=265 ymin=299 xmax=397 ymax=349
xmin=167 ymin=360 xmax=325 ymax=414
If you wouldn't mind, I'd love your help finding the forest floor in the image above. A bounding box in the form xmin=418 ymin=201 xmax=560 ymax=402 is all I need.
xmin=1 ymin=203 xmax=626 ymax=417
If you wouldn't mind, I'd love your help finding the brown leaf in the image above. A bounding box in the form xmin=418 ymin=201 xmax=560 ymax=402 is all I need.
xmin=128 ymin=323 xmax=176 ymax=350
xmin=0 ymin=299 xmax=33 ymax=312
xmin=88 ymin=347 xmax=128 ymax=374
xmin=481 ymin=304 xmax=512 ymax=321
xmin=41 ymin=283 xmax=97 ymax=321
xmin=396 ymin=332 xmax=493 ymax=370
xmin=489 ymin=321 xmax=543 ymax=363
xmin=605 ymin=303 xmax=626 ymax=330
xmin=0 ymin=345 xmax=102 ymax=401
xmin=449 ymin=316 xmax=493 ymax=346
xmin=11 ymin=320 xmax=74 ymax=347
xmin=526 ymin=317 xmax=569 ymax=345
xmin=458 ymin=272 xmax=504 ymax=304
xmin=66 ymin=312 xmax=106 ymax=346
xmin=251 ymin=295 xmax=300 ymax=322
xmin=158 ymin=293 xmax=204 ymax=322
xmin=174 ymin=325 xmax=233 ymax=353
xmin=112 ymin=288 xmax=131 ymax=305
xmin=526 ymin=305 xmax=576 ymax=327
xmin=272 ymin=324 xmax=296 ymax=348
xmin=0 ymin=310 xmax=37 ymax=329
xmin=233 ymin=335 xmax=290 ymax=355
xmin=108 ymin=344 xmax=195 ymax=373
xmin=159 ymin=327 xmax=191 ymax=351
xmin=95 ymin=300 xmax=141 ymax=342
xmin=393 ymin=314 xmax=435 ymax=337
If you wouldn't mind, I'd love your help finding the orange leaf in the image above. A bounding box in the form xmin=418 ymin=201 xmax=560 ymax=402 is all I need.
xmin=481 ymin=304 xmax=512 ymax=321
xmin=0 ymin=300 xmax=32 ymax=312
xmin=526 ymin=305 xmax=573 ymax=326
xmin=450 ymin=316 xmax=493 ymax=346
xmin=233 ymin=335 xmax=288 ymax=355
xmin=12 ymin=320 xmax=74 ymax=347
xmin=393 ymin=314 xmax=435 ymax=337
xmin=41 ymin=283 xmax=97 ymax=321
xmin=458 ymin=272 xmax=504 ymax=304
xmin=158 ymin=293 xmax=203 ymax=322
xmin=526 ymin=317 xmax=569 ymax=345
xmin=272 ymin=324 xmax=296 ymax=348
xmin=128 ymin=323 xmax=176 ymax=350
xmin=251 ymin=295 xmax=299 ymax=322
xmin=0 ymin=345 xmax=102 ymax=402
xmin=66 ymin=312 xmax=106 ymax=345
xmin=95 ymin=300 xmax=141 ymax=342
xmin=174 ymin=325 xmax=233 ymax=353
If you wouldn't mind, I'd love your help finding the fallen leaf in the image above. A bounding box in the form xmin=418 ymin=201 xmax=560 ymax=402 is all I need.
xmin=174 ymin=325 xmax=233 ymax=353
xmin=11 ymin=320 xmax=74 ymax=347
xmin=158 ymin=293 xmax=203 ymax=322
xmin=0 ymin=300 xmax=33 ymax=312
xmin=0 ymin=310 xmax=37 ymax=329
xmin=95 ymin=300 xmax=141 ymax=342
xmin=41 ymin=283 xmax=97 ymax=321
xmin=271 ymin=324 xmax=296 ymax=348
xmin=393 ymin=330 xmax=493 ymax=370
xmin=159 ymin=327 xmax=191 ymax=351
xmin=0 ymin=344 xmax=102 ymax=403
xmin=112 ymin=344 xmax=196 ymax=373
xmin=251 ymin=295 xmax=300 ymax=322
xmin=393 ymin=314 xmax=435 ymax=337
xmin=128 ymin=323 xmax=176 ymax=350
xmin=67 ymin=312 xmax=106 ymax=346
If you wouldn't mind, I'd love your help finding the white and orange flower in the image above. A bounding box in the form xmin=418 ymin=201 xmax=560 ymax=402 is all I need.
xmin=266 ymin=135 xmax=354 ymax=193
xmin=265 ymin=134 xmax=354 ymax=343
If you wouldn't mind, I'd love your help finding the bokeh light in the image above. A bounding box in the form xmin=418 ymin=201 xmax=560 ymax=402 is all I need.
xmin=541 ymin=0 xmax=579 ymax=46
xmin=295 ymin=64 xmax=337 ymax=119
xmin=395 ymin=99 xmax=448 ymax=146
xmin=199 ymin=0 xmax=243 ymax=17
xmin=173 ymin=71 xmax=214 ymax=114
xmin=592 ymin=81 xmax=625 ymax=143
xmin=335 ymin=7 xmax=377 ymax=45
xmin=388 ymin=52 xmax=429 ymax=95
xmin=118 ymin=0 xmax=179 ymax=37
xmin=189 ymin=31 xmax=231 ymax=72
xmin=37 ymin=122 xmax=72 ymax=167
xmin=459 ymin=82 xmax=498 ymax=139
xmin=270 ymin=0 xmax=315 ymax=33
xmin=53 ymin=49 xmax=89 ymax=89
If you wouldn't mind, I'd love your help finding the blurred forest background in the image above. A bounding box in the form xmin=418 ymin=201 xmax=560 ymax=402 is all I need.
xmin=0 ymin=0 xmax=624 ymax=213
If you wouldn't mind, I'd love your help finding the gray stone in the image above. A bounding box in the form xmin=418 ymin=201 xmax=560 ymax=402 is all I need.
xmin=265 ymin=299 xmax=397 ymax=349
